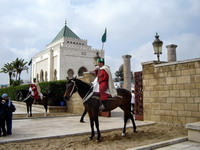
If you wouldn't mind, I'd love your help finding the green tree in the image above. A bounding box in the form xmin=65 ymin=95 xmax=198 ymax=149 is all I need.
xmin=12 ymin=58 xmax=28 ymax=81
xmin=0 ymin=63 xmax=15 ymax=85
xmin=115 ymin=64 xmax=134 ymax=82
xmin=115 ymin=64 xmax=124 ymax=81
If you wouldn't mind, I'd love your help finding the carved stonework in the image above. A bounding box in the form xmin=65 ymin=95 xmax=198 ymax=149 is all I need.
xmin=134 ymin=71 xmax=143 ymax=121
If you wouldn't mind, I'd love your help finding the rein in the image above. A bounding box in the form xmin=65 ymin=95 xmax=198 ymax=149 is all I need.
xmin=69 ymin=80 xmax=77 ymax=98
xmin=82 ymin=86 xmax=93 ymax=103
xmin=71 ymin=80 xmax=93 ymax=103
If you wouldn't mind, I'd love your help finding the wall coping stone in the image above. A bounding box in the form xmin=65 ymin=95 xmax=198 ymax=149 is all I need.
xmin=186 ymin=122 xmax=200 ymax=131
xmin=142 ymin=60 xmax=167 ymax=65
xmin=142 ymin=57 xmax=200 ymax=67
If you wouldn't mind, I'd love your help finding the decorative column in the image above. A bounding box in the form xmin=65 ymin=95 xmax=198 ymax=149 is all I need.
xmin=48 ymin=48 xmax=53 ymax=81
xmin=31 ymin=59 xmax=35 ymax=83
xmin=166 ymin=44 xmax=177 ymax=62
xmin=122 ymin=55 xmax=132 ymax=91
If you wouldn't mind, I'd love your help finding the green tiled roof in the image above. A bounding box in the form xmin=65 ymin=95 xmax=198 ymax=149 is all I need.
xmin=51 ymin=25 xmax=80 ymax=43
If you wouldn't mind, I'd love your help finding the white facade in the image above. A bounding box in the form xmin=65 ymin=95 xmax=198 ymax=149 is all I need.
xmin=31 ymin=26 xmax=104 ymax=82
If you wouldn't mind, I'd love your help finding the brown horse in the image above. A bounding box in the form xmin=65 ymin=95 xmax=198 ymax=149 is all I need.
xmin=16 ymin=89 xmax=49 ymax=117
xmin=64 ymin=77 xmax=136 ymax=142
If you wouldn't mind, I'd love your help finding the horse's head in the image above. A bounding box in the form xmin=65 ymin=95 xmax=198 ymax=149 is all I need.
xmin=16 ymin=90 xmax=21 ymax=101
xmin=64 ymin=77 xmax=78 ymax=101
xmin=16 ymin=90 xmax=28 ymax=101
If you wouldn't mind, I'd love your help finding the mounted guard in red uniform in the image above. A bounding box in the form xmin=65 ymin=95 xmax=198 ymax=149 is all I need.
xmin=29 ymin=78 xmax=43 ymax=103
xmin=94 ymin=58 xmax=117 ymax=110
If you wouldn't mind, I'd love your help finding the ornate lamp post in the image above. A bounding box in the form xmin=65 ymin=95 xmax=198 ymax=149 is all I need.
xmin=93 ymin=51 xmax=100 ymax=66
xmin=152 ymin=33 xmax=163 ymax=62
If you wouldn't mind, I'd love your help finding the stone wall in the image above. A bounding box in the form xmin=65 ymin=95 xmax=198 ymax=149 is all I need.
xmin=66 ymin=72 xmax=95 ymax=114
xmin=142 ymin=58 xmax=200 ymax=125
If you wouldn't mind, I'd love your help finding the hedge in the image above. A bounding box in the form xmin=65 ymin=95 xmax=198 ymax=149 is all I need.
xmin=0 ymin=80 xmax=67 ymax=103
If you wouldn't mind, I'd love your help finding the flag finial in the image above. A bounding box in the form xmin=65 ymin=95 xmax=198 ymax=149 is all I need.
xmin=65 ymin=20 xmax=67 ymax=26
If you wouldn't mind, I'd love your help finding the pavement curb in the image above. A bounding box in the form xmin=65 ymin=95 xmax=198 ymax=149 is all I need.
xmin=13 ymin=114 xmax=80 ymax=120
xmin=126 ymin=136 xmax=188 ymax=150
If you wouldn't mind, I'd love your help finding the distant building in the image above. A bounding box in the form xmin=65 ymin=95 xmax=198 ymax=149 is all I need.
xmin=31 ymin=22 xmax=104 ymax=82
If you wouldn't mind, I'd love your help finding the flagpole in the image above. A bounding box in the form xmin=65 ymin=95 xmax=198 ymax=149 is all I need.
xmin=101 ymin=28 xmax=107 ymax=57
xmin=102 ymin=42 xmax=104 ymax=50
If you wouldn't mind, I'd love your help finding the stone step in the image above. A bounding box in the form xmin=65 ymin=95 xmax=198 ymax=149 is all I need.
xmin=186 ymin=122 xmax=200 ymax=143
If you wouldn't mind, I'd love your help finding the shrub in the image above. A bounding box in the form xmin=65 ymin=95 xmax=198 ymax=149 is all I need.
xmin=0 ymin=80 xmax=67 ymax=106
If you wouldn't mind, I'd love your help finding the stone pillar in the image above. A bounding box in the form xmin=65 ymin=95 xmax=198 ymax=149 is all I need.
xmin=122 ymin=55 xmax=132 ymax=91
xmin=166 ymin=44 xmax=177 ymax=62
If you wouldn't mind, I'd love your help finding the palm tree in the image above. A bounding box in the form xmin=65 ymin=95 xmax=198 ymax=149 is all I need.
xmin=12 ymin=58 xmax=28 ymax=81
xmin=0 ymin=63 xmax=15 ymax=85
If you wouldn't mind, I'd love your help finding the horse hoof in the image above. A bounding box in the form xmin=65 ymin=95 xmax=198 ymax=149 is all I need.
xmin=88 ymin=137 xmax=93 ymax=141
xmin=96 ymin=139 xmax=101 ymax=143
xmin=80 ymin=120 xmax=86 ymax=123
xmin=121 ymin=133 xmax=126 ymax=137
xmin=134 ymin=130 xmax=137 ymax=133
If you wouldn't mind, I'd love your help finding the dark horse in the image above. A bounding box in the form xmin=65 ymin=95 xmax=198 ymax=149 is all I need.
xmin=64 ymin=77 xmax=136 ymax=142
xmin=16 ymin=89 xmax=49 ymax=117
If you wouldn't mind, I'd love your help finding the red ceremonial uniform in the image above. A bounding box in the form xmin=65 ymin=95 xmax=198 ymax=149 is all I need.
xmin=30 ymin=84 xmax=39 ymax=100
xmin=98 ymin=69 xmax=109 ymax=100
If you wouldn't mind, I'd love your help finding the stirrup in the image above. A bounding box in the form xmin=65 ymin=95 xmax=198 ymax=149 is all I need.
xmin=99 ymin=103 xmax=105 ymax=111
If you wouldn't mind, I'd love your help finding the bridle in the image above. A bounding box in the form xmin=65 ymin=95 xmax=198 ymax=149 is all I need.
xmin=68 ymin=80 xmax=77 ymax=98
xmin=67 ymin=79 xmax=93 ymax=103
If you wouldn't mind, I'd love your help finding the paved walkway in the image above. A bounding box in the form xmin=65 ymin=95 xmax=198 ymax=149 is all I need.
xmin=1 ymin=103 xmax=155 ymax=144
xmin=1 ymin=102 xmax=200 ymax=150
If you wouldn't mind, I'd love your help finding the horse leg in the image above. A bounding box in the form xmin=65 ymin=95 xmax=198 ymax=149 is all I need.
xmin=30 ymin=104 xmax=32 ymax=117
xmin=43 ymin=101 xmax=48 ymax=117
xmin=80 ymin=109 xmax=87 ymax=123
xmin=44 ymin=105 xmax=47 ymax=117
xmin=26 ymin=103 xmax=30 ymax=117
xmin=88 ymin=113 xmax=95 ymax=140
xmin=122 ymin=109 xmax=131 ymax=136
xmin=130 ymin=113 xmax=137 ymax=132
xmin=122 ymin=114 xmax=129 ymax=136
xmin=94 ymin=114 xmax=101 ymax=142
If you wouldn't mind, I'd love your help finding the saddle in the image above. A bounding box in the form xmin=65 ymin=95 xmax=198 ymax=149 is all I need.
xmin=33 ymin=96 xmax=46 ymax=104
xmin=92 ymin=92 xmax=121 ymax=101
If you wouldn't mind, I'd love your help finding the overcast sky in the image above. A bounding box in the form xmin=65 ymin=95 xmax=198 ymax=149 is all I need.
xmin=0 ymin=0 xmax=200 ymax=84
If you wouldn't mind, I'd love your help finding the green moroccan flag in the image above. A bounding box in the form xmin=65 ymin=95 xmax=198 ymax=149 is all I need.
xmin=101 ymin=28 xmax=107 ymax=43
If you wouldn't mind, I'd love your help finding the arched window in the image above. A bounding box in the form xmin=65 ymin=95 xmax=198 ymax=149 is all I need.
xmin=78 ymin=67 xmax=87 ymax=77
xmin=45 ymin=71 xmax=48 ymax=81
xmin=53 ymin=69 xmax=57 ymax=81
xmin=67 ymin=69 xmax=74 ymax=79
xmin=36 ymin=74 xmax=39 ymax=82
xmin=40 ymin=70 xmax=44 ymax=82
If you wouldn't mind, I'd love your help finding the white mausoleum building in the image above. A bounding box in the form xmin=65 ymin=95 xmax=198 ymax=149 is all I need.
xmin=31 ymin=23 xmax=104 ymax=82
